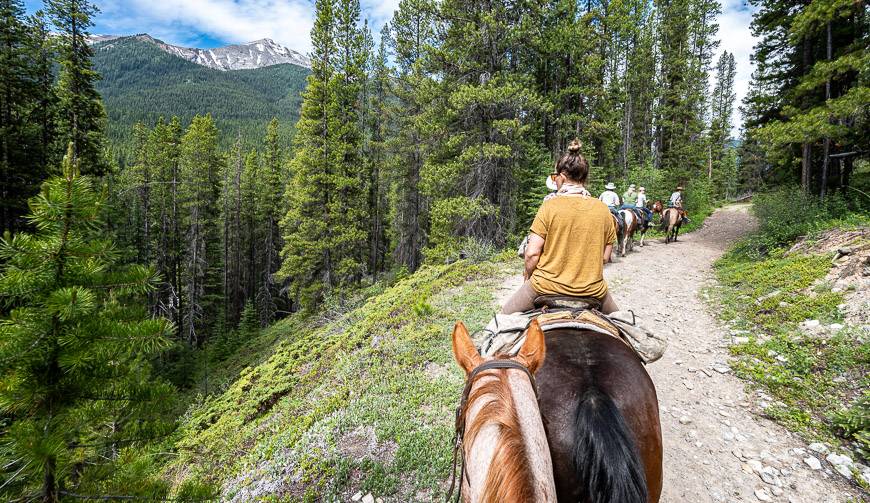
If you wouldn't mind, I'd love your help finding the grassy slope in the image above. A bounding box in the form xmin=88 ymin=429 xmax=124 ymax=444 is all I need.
xmin=708 ymin=216 xmax=870 ymax=467
xmin=165 ymin=258 xmax=516 ymax=500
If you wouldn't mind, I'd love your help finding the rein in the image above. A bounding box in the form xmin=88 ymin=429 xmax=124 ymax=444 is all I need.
xmin=446 ymin=358 xmax=539 ymax=503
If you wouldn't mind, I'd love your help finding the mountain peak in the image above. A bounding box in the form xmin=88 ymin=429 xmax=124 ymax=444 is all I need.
xmin=90 ymin=33 xmax=311 ymax=71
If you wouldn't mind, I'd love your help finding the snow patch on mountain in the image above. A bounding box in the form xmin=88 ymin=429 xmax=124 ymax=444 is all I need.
xmin=89 ymin=34 xmax=311 ymax=70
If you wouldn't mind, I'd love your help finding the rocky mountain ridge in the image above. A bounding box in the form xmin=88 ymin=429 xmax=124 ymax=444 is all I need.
xmin=89 ymin=33 xmax=310 ymax=70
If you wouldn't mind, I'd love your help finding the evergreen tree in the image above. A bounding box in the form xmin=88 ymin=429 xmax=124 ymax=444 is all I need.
xmin=364 ymin=27 xmax=390 ymax=276
xmin=424 ymin=0 xmax=549 ymax=258
xmin=709 ymin=51 xmax=736 ymax=190
xmin=280 ymin=0 xmax=342 ymax=308
xmin=332 ymin=0 xmax=370 ymax=281
xmin=747 ymin=0 xmax=868 ymax=196
xmin=48 ymin=0 xmax=106 ymax=174
xmin=0 ymin=0 xmax=32 ymax=234
xmin=255 ymin=119 xmax=285 ymax=325
xmin=0 ymin=145 xmax=173 ymax=501
xmin=386 ymin=0 xmax=436 ymax=272
xmin=179 ymin=115 xmax=222 ymax=346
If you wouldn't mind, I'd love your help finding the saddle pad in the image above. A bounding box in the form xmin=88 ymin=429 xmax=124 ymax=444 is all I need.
xmin=475 ymin=309 xmax=666 ymax=363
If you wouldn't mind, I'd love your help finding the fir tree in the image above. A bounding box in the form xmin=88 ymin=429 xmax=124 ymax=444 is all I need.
xmin=279 ymin=0 xmax=341 ymax=308
xmin=0 ymin=145 xmax=173 ymax=501
xmin=386 ymin=0 xmax=436 ymax=272
xmin=179 ymin=115 xmax=222 ymax=346
xmin=48 ymin=0 xmax=106 ymax=174
xmin=255 ymin=118 xmax=285 ymax=325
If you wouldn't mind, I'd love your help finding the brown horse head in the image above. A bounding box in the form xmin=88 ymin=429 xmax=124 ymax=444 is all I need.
xmin=651 ymin=200 xmax=663 ymax=214
xmin=451 ymin=320 xmax=555 ymax=502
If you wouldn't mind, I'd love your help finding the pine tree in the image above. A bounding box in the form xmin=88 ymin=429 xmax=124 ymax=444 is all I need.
xmin=386 ymin=0 xmax=436 ymax=272
xmin=364 ymin=27 xmax=390 ymax=276
xmin=424 ymin=0 xmax=549 ymax=258
xmin=280 ymin=0 xmax=343 ymax=308
xmin=255 ymin=119 xmax=285 ymax=325
xmin=48 ymin=0 xmax=106 ymax=174
xmin=709 ymin=51 xmax=736 ymax=191
xmin=748 ymin=0 xmax=868 ymax=196
xmin=0 ymin=145 xmax=173 ymax=501
xmin=179 ymin=115 xmax=222 ymax=346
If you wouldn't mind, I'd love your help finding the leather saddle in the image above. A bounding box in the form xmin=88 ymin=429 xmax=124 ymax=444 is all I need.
xmin=534 ymin=294 xmax=602 ymax=311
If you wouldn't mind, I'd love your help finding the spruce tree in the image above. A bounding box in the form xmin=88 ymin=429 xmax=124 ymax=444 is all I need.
xmin=425 ymin=0 xmax=549 ymax=258
xmin=280 ymin=0 xmax=340 ymax=308
xmin=179 ymin=115 xmax=222 ymax=346
xmin=386 ymin=0 xmax=436 ymax=272
xmin=48 ymin=0 xmax=106 ymax=174
xmin=0 ymin=145 xmax=173 ymax=501
xmin=255 ymin=119 xmax=285 ymax=324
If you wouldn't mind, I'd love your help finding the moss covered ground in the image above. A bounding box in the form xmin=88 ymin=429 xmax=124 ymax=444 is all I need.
xmin=162 ymin=257 xmax=516 ymax=500
xmin=709 ymin=223 xmax=869 ymax=466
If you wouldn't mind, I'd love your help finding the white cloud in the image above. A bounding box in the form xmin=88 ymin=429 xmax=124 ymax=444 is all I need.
xmin=97 ymin=0 xmax=316 ymax=53
xmin=714 ymin=0 xmax=760 ymax=134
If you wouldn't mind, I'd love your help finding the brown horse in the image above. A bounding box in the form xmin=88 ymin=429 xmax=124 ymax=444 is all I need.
xmin=660 ymin=207 xmax=682 ymax=243
xmin=451 ymin=320 xmax=556 ymax=502
xmin=536 ymin=328 xmax=663 ymax=502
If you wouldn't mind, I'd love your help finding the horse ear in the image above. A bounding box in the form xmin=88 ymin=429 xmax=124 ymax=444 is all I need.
xmin=452 ymin=321 xmax=481 ymax=374
xmin=518 ymin=319 xmax=546 ymax=374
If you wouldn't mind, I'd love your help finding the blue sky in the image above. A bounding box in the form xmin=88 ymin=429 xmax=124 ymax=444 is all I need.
xmin=25 ymin=0 xmax=757 ymax=129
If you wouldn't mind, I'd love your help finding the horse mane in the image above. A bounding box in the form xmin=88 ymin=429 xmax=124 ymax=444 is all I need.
xmin=464 ymin=364 xmax=536 ymax=503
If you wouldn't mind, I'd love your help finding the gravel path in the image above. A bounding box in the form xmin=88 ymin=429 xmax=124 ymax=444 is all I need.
xmin=496 ymin=205 xmax=864 ymax=503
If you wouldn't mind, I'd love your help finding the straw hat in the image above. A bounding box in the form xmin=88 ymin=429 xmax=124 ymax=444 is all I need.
xmin=629 ymin=184 xmax=636 ymax=189
xmin=605 ymin=182 xmax=616 ymax=190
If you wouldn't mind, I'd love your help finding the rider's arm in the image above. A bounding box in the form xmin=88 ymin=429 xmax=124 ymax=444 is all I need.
xmin=524 ymin=233 xmax=545 ymax=280
xmin=603 ymin=244 xmax=613 ymax=264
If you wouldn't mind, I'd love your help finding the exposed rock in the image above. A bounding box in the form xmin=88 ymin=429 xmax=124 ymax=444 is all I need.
xmin=351 ymin=492 xmax=363 ymax=502
xmin=802 ymin=319 xmax=821 ymax=328
xmin=808 ymin=442 xmax=829 ymax=454
xmin=362 ymin=494 xmax=375 ymax=503
xmin=804 ymin=456 xmax=822 ymax=470
xmin=754 ymin=488 xmax=773 ymax=502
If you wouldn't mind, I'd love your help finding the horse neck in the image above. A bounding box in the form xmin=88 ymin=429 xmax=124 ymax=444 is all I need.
xmin=463 ymin=369 xmax=555 ymax=503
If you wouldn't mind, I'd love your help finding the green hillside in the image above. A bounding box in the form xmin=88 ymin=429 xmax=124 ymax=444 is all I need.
xmin=161 ymin=257 xmax=515 ymax=499
xmin=92 ymin=37 xmax=309 ymax=155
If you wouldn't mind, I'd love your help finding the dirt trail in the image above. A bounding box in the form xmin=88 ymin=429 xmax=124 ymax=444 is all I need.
xmin=498 ymin=205 xmax=864 ymax=503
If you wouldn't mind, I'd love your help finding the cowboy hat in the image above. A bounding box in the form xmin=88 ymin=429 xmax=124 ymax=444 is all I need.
xmin=639 ymin=186 xmax=645 ymax=192
xmin=676 ymin=185 xmax=684 ymax=190
xmin=629 ymin=184 xmax=636 ymax=189
xmin=605 ymin=182 xmax=616 ymax=190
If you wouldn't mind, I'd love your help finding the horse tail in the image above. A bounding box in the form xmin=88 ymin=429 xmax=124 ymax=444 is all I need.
xmin=572 ymin=388 xmax=647 ymax=503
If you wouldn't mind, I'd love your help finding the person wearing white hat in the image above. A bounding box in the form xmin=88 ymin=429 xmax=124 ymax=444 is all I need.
xmin=599 ymin=182 xmax=620 ymax=209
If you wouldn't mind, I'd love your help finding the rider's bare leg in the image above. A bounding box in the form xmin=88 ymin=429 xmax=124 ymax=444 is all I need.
xmin=501 ymin=280 xmax=539 ymax=314
xmin=600 ymin=292 xmax=619 ymax=314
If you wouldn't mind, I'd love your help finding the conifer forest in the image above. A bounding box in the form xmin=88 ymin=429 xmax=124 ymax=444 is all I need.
xmin=0 ymin=0 xmax=867 ymax=499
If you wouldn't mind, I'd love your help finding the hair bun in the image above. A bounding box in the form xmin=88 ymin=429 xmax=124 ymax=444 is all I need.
xmin=567 ymin=139 xmax=582 ymax=154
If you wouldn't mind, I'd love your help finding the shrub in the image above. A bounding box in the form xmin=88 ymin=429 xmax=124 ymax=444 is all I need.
xmin=751 ymin=186 xmax=851 ymax=248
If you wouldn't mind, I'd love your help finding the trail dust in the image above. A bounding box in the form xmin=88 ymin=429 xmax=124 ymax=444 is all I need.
xmin=496 ymin=204 xmax=864 ymax=502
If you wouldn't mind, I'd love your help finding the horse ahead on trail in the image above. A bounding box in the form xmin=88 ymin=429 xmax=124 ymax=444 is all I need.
xmin=452 ymin=307 xmax=663 ymax=503
xmin=659 ymin=206 xmax=682 ymax=244
xmin=617 ymin=208 xmax=641 ymax=256
xmin=450 ymin=320 xmax=556 ymax=502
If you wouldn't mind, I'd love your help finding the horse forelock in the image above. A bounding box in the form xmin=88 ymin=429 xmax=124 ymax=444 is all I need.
xmin=464 ymin=366 xmax=538 ymax=502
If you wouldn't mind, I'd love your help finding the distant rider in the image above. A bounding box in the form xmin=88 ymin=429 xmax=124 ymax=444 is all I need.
xmin=621 ymin=184 xmax=638 ymax=209
xmin=636 ymin=186 xmax=652 ymax=223
xmin=668 ymin=185 xmax=689 ymax=224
